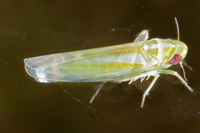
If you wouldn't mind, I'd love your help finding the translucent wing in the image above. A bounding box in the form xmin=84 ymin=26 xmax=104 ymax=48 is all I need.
xmin=24 ymin=41 xmax=158 ymax=83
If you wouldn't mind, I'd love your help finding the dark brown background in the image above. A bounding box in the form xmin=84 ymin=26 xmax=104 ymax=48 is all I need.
xmin=0 ymin=0 xmax=200 ymax=133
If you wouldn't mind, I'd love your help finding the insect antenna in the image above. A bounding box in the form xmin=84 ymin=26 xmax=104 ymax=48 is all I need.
xmin=183 ymin=60 xmax=193 ymax=71
xmin=180 ymin=61 xmax=187 ymax=81
xmin=175 ymin=17 xmax=188 ymax=81
xmin=175 ymin=17 xmax=180 ymax=40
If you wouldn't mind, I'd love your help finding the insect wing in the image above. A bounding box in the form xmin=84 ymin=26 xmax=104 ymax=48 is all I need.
xmin=24 ymin=42 xmax=156 ymax=82
xmin=24 ymin=53 xmax=74 ymax=82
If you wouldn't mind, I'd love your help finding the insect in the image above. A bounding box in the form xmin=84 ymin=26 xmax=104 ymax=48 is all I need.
xmin=24 ymin=18 xmax=193 ymax=108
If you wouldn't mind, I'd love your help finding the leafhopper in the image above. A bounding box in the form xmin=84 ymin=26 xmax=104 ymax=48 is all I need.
xmin=24 ymin=18 xmax=193 ymax=108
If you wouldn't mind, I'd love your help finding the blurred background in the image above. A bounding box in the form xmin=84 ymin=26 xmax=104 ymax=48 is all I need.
xmin=0 ymin=0 xmax=200 ymax=132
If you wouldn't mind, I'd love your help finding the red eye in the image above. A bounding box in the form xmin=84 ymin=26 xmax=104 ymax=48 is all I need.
xmin=168 ymin=54 xmax=182 ymax=65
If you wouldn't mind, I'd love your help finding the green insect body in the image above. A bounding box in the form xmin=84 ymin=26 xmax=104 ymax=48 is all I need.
xmin=24 ymin=18 xmax=193 ymax=108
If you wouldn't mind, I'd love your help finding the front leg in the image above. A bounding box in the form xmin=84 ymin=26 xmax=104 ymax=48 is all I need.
xmin=158 ymin=69 xmax=193 ymax=92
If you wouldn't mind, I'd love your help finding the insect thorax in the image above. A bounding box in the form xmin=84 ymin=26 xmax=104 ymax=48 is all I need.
xmin=143 ymin=38 xmax=186 ymax=69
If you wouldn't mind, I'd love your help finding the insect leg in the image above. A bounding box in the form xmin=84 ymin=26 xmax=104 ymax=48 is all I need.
xmin=60 ymin=86 xmax=99 ymax=121
xmin=141 ymin=74 xmax=160 ymax=108
xmin=134 ymin=30 xmax=149 ymax=42
xmin=89 ymin=82 xmax=105 ymax=104
xmin=158 ymin=69 xmax=193 ymax=92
